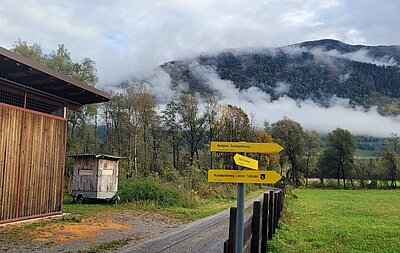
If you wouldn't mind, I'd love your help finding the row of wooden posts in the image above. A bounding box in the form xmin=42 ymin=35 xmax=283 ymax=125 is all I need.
xmin=224 ymin=189 xmax=284 ymax=253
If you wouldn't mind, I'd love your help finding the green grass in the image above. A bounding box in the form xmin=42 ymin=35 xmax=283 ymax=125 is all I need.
xmin=270 ymin=189 xmax=400 ymax=253
xmin=63 ymin=188 xmax=265 ymax=222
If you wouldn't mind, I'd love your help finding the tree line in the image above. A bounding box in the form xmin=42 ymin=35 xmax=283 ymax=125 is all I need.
xmin=11 ymin=40 xmax=400 ymax=190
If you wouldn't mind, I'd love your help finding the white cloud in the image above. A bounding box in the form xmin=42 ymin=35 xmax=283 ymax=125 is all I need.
xmin=169 ymin=62 xmax=400 ymax=138
xmin=0 ymin=0 xmax=399 ymax=87
xmin=1 ymin=0 xmax=399 ymax=137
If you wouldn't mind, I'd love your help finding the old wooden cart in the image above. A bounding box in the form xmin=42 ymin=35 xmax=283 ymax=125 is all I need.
xmin=69 ymin=154 xmax=123 ymax=203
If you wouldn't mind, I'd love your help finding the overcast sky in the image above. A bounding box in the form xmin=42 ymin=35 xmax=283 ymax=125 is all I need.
xmin=1 ymin=0 xmax=399 ymax=86
xmin=1 ymin=0 xmax=400 ymax=137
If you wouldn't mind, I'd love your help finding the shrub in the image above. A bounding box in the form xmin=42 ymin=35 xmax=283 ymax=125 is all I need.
xmin=118 ymin=177 xmax=189 ymax=207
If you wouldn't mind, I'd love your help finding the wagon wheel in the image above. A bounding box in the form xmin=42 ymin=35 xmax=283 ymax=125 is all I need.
xmin=75 ymin=194 xmax=85 ymax=204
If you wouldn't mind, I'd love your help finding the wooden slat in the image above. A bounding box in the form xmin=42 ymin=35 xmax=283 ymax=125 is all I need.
xmin=0 ymin=106 xmax=22 ymax=221
xmin=18 ymin=111 xmax=66 ymax=218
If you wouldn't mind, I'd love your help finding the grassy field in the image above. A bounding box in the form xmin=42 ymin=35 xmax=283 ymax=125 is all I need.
xmin=270 ymin=189 xmax=400 ymax=253
xmin=63 ymin=188 xmax=265 ymax=222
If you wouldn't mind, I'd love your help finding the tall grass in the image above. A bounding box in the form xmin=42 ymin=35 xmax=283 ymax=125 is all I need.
xmin=117 ymin=177 xmax=197 ymax=208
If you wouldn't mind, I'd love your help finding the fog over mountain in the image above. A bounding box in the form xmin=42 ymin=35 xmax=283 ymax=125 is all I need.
xmin=131 ymin=39 xmax=400 ymax=137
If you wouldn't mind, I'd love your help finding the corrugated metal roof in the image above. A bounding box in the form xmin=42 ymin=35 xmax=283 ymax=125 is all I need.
xmin=0 ymin=46 xmax=111 ymax=107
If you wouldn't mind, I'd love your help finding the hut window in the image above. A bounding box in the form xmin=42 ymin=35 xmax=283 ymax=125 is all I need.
xmin=79 ymin=170 xmax=93 ymax=175
xmin=103 ymin=170 xmax=113 ymax=175
xmin=103 ymin=161 xmax=108 ymax=169
xmin=0 ymin=85 xmax=24 ymax=108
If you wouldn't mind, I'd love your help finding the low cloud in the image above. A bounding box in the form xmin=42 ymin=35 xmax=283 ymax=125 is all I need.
xmin=323 ymin=49 xmax=398 ymax=66
xmin=148 ymin=62 xmax=400 ymax=138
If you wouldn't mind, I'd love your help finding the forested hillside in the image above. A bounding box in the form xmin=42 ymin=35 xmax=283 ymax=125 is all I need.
xmin=162 ymin=39 xmax=400 ymax=116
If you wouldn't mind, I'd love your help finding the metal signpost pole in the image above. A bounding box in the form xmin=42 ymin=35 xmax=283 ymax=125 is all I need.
xmin=235 ymin=154 xmax=245 ymax=253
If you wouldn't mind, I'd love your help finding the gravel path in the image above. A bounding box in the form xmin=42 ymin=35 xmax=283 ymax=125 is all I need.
xmin=117 ymin=194 xmax=263 ymax=253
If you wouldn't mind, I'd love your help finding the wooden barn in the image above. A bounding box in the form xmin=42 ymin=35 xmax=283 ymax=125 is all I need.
xmin=69 ymin=154 xmax=123 ymax=202
xmin=0 ymin=46 xmax=110 ymax=224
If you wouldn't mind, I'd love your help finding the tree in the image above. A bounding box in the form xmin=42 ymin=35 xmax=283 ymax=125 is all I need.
xmin=255 ymin=131 xmax=280 ymax=170
xmin=304 ymin=130 xmax=320 ymax=187
xmin=125 ymin=83 xmax=156 ymax=174
xmin=354 ymin=159 xmax=376 ymax=188
xmin=216 ymin=104 xmax=252 ymax=169
xmin=178 ymin=94 xmax=208 ymax=167
xmin=319 ymin=128 xmax=356 ymax=188
xmin=162 ymin=101 xmax=182 ymax=170
xmin=270 ymin=118 xmax=305 ymax=186
xmin=204 ymin=95 xmax=220 ymax=169
xmin=218 ymin=104 xmax=252 ymax=142
xmin=379 ymin=150 xmax=398 ymax=188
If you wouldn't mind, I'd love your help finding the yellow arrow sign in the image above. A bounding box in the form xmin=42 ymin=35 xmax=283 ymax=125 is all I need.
xmin=208 ymin=169 xmax=282 ymax=184
xmin=210 ymin=142 xmax=283 ymax=153
xmin=234 ymin=154 xmax=258 ymax=170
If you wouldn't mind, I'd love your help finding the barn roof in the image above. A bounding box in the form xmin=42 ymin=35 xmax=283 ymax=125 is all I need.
xmin=69 ymin=154 xmax=125 ymax=161
xmin=0 ymin=46 xmax=110 ymax=107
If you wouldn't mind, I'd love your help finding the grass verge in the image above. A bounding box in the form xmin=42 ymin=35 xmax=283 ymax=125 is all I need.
xmin=269 ymin=189 xmax=400 ymax=253
xmin=63 ymin=188 xmax=265 ymax=222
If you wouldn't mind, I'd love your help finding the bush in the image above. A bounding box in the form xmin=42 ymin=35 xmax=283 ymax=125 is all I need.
xmin=160 ymin=167 xmax=181 ymax=182
xmin=118 ymin=177 xmax=190 ymax=207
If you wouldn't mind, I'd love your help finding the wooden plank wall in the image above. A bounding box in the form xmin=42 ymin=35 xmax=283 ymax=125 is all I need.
xmin=98 ymin=159 xmax=118 ymax=193
xmin=0 ymin=106 xmax=23 ymax=221
xmin=18 ymin=113 xmax=66 ymax=217
xmin=0 ymin=105 xmax=66 ymax=222
xmin=72 ymin=157 xmax=98 ymax=192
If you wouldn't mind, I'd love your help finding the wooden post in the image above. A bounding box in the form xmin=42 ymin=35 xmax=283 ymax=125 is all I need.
xmin=228 ymin=207 xmax=237 ymax=253
xmin=273 ymin=192 xmax=279 ymax=234
xmin=224 ymin=240 xmax=229 ymax=253
xmin=267 ymin=190 xmax=274 ymax=240
xmin=278 ymin=191 xmax=283 ymax=220
xmin=251 ymin=201 xmax=261 ymax=253
xmin=261 ymin=193 xmax=269 ymax=253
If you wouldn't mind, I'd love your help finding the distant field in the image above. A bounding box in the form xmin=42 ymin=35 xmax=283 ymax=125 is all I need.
xmin=270 ymin=189 xmax=400 ymax=253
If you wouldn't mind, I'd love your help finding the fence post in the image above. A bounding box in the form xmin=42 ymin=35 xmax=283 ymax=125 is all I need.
xmin=261 ymin=193 xmax=269 ymax=253
xmin=251 ymin=201 xmax=261 ymax=253
xmin=228 ymin=207 xmax=237 ymax=253
xmin=267 ymin=190 xmax=274 ymax=240
xmin=278 ymin=191 xmax=283 ymax=220
xmin=273 ymin=192 xmax=279 ymax=234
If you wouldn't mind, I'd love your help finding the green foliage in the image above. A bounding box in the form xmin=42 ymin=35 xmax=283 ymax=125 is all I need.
xmin=270 ymin=117 xmax=305 ymax=186
xmin=318 ymin=128 xmax=356 ymax=188
xmin=270 ymin=189 xmax=400 ymax=253
xmin=117 ymin=177 xmax=191 ymax=207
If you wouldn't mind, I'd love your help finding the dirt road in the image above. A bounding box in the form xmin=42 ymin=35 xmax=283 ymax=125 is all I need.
xmin=118 ymin=195 xmax=262 ymax=253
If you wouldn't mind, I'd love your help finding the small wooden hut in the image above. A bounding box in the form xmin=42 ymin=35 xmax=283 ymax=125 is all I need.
xmin=0 ymin=46 xmax=110 ymax=224
xmin=69 ymin=154 xmax=123 ymax=202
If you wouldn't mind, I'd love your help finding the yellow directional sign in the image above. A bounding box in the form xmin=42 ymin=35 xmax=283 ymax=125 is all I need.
xmin=210 ymin=142 xmax=283 ymax=153
xmin=208 ymin=169 xmax=282 ymax=184
xmin=234 ymin=154 xmax=258 ymax=170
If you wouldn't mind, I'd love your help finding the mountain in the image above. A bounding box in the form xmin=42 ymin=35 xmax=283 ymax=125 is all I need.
xmin=161 ymin=39 xmax=400 ymax=116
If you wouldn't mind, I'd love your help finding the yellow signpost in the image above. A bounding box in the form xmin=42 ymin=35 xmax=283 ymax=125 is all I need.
xmin=208 ymin=169 xmax=282 ymax=184
xmin=209 ymin=141 xmax=283 ymax=253
xmin=233 ymin=154 xmax=258 ymax=170
xmin=210 ymin=141 xmax=283 ymax=153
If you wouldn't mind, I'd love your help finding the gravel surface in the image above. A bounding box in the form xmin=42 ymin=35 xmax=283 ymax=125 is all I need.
xmin=118 ymin=195 xmax=262 ymax=253
xmin=0 ymin=193 xmax=266 ymax=253
xmin=0 ymin=211 xmax=183 ymax=253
